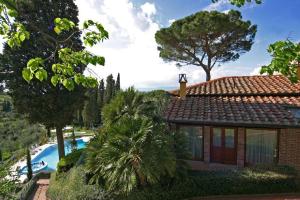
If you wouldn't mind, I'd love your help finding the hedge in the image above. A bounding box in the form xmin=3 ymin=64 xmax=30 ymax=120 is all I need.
xmin=123 ymin=165 xmax=300 ymax=200
xmin=47 ymin=166 xmax=112 ymax=200
xmin=57 ymin=149 xmax=84 ymax=174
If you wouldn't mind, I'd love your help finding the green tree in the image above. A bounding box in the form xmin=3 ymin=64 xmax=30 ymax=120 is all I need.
xmin=102 ymin=87 xmax=155 ymax=125
xmin=86 ymin=89 xmax=176 ymax=194
xmin=83 ymin=88 xmax=98 ymax=128
xmin=0 ymin=85 xmax=3 ymax=93
xmin=0 ymin=0 xmax=108 ymax=160
xmin=0 ymin=149 xmax=2 ymax=162
xmin=78 ymin=110 xmax=84 ymax=128
xmin=0 ymin=0 xmax=105 ymax=160
xmin=104 ymin=74 xmax=115 ymax=104
xmin=155 ymin=10 xmax=257 ymax=81
xmin=45 ymin=126 xmax=52 ymax=138
xmin=210 ymin=1 xmax=300 ymax=83
xmin=0 ymin=162 xmax=18 ymax=199
xmin=2 ymin=100 xmax=11 ymax=112
xmin=260 ymin=41 xmax=300 ymax=83
xmin=26 ymin=148 xmax=32 ymax=181
xmin=115 ymin=73 xmax=121 ymax=92
xmin=96 ymin=79 xmax=105 ymax=125
xmin=70 ymin=128 xmax=77 ymax=152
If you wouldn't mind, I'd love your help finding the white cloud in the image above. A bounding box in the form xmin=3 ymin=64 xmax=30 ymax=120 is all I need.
xmin=168 ymin=19 xmax=175 ymax=25
xmin=75 ymin=0 xmax=261 ymax=90
xmin=141 ymin=2 xmax=156 ymax=17
xmin=203 ymin=0 xmax=230 ymax=11
xmin=75 ymin=0 xmax=205 ymax=90
xmin=250 ymin=66 xmax=261 ymax=75
xmin=250 ymin=63 xmax=268 ymax=75
xmin=222 ymin=9 xmax=231 ymax=14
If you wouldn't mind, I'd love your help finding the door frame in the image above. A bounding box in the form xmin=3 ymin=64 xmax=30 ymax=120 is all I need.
xmin=210 ymin=127 xmax=238 ymax=165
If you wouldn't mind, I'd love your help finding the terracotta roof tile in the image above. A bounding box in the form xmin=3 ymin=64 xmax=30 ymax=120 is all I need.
xmin=169 ymin=75 xmax=300 ymax=96
xmin=165 ymin=75 xmax=300 ymax=127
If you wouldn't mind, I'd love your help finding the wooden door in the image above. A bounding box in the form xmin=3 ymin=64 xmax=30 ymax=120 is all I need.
xmin=211 ymin=128 xmax=237 ymax=165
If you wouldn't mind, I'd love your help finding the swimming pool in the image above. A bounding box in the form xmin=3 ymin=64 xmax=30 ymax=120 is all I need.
xmin=30 ymin=139 xmax=87 ymax=172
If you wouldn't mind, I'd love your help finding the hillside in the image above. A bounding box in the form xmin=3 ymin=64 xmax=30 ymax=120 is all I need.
xmin=0 ymin=93 xmax=46 ymax=161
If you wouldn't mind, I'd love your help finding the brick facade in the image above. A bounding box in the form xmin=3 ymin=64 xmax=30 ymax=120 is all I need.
xmin=203 ymin=126 xmax=210 ymax=163
xmin=177 ymin=124 xmax=300 ymax=171
xmin=279 ymin=128 xmax=300 ymax=170
xmin=237 ymin=128 xmax=245 ymax=168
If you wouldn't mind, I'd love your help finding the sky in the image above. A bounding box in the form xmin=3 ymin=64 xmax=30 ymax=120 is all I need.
xmin=75 ymin=0 xmax=300 ymax=91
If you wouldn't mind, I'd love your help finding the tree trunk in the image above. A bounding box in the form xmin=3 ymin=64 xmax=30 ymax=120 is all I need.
xmin=132 ymin=161 xmax=146 ymax=187
xmin=56 ymin=126 xmax=65 ymax=160
xmin=205 ymin=70 xmax=211 ymax=81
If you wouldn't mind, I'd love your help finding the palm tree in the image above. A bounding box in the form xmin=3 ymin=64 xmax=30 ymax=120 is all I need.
xmin=85 ymin=88 xmax=176 ymax=194
xmin=86 ymin=117 xmax=175 ymax=194
xmin=102 ymin=87 xmax=156 ymax=124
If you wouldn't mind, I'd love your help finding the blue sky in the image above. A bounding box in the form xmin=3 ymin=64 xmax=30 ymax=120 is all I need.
xmin=76 ymin=0 xmax=300 ymax=90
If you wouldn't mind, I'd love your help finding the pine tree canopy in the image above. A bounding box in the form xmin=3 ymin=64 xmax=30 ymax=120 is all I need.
xmin=155 ymin=10 xmax=257 ymax=81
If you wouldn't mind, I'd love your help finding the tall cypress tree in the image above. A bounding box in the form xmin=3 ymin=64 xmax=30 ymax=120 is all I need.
xmin=2 ymin=100 xmax=11 ymax=112
xmin=78 ymin=109 xmax=84 ymax=128
xmin=1 ymin=0 xmax=85 ymax=159
xmin=0 ymin=148 xmax=2 ymax=162
xmin=104 ymin=74 xmax=115 ymax=104
xmin=115 ymin=73 xmax=121 ymax=92
xmin=83 ymin=88 xmax=98 ymax=128
xmin=26 ymin=148 xmax=32 ymax=181
xmin=97 ymin=79 xmax=105 ymax=125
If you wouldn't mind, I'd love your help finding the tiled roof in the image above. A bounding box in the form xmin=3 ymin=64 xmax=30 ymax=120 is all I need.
xmin=169 ymin=75 xmax=300 ymax=96
xmin=165 ymin=75 xmax=300 ymax=127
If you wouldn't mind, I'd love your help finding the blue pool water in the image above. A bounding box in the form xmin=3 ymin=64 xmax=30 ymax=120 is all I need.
xmin=31 ymin=139 xmax=87 ymax=172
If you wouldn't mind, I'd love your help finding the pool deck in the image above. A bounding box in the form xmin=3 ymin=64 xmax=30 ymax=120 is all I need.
xmin=10 ymin=136 xmax=92 ymax=183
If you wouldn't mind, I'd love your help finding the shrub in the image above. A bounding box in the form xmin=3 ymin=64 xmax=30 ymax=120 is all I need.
xmin=47 ymin=166 xmax=113 ymax=200
xmin=57 ymin=149 xmax=84 ymax=174
xmin=122 ymin=165 xmax=299 ymax=200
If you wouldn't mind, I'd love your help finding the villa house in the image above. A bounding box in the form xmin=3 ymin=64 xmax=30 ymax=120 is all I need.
xmin=165 ymin=74 xmax=300 ymax=170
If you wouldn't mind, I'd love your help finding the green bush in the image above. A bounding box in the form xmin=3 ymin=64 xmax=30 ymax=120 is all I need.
xmin=47 ymin=166 xmax=113 ymax=200
xmin=57 ymin=149 xmax=84 ymax=174
xmin=123 ymin=165 xmax=299 ymax=200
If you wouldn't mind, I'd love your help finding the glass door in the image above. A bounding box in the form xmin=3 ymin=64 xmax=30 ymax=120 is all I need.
xmin=211 ymin=128 xmax=222 ymax=163
xmin=211 ymin=128 xmax=237 ymax=164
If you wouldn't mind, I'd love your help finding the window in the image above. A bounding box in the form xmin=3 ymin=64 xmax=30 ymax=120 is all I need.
xmin=246 ymin=129 xmax=278 ymax=165
xmin=180 ymin=126 xmax=203 ymax=160
xmin=225 ymin=129 xmax=235 ymax=148
xmin=213 ymin=128 xmax=222 ymax=147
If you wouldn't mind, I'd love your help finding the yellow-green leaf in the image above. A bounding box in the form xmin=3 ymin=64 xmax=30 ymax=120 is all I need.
xmin=51 ymin=75 xmax=59 ymax=86
xmin=54 ymin=27 xmax=61 ymax=35
xmin=22 ymin=68 xmax=33 ymax=83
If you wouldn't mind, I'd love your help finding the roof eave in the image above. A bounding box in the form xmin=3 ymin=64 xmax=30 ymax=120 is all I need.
xmin=164 ymin=119 xmax=300 ymax=129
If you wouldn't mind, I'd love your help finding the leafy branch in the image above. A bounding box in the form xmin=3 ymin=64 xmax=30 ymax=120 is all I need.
xmin=0 ymin=1 xmax=109 ymax=91
xmin=260 ymin=40 xmax=300 ymax=83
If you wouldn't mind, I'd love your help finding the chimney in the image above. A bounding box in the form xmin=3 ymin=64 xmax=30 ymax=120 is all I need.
xmin=179 ymin=74 xmax=187 ymax=99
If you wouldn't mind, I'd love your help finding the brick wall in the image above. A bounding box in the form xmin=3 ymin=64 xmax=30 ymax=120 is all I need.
xmin=279 ymin=128 xmax=300 ymax=170
xmin=237 ymin=128 xmax=245 ymax=168
xmin=203 ymin=126 xmax=210 ymax=163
